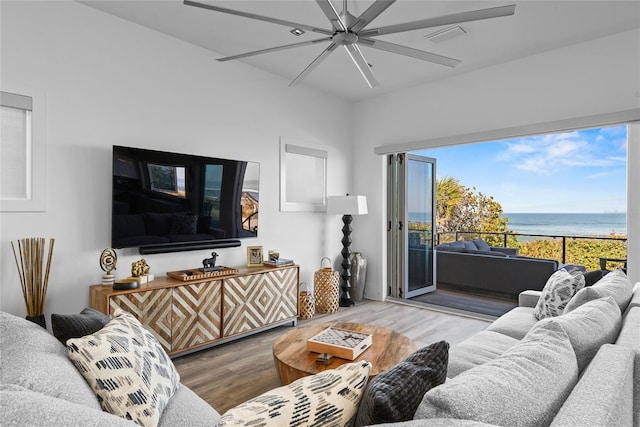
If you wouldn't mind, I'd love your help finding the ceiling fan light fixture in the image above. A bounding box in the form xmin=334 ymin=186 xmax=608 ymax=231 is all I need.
xmin=290 ymin=28 xmax=305 ymax=36
xmin=425 ymin=25 xmax=467 ymax=43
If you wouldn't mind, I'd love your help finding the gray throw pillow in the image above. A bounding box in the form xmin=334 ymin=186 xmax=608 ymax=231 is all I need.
xmin=472 ymin=239 xmax=491 ymax=251
xmin=355 ymin=341 xmax=449 ymax=427
xmin=51 ymin=307 xmax=111 ymax=345
xmin=565 ymin=269 xmax=632 ymax=313
xmin=414 ymin=321 xmax=579 ymax=427
xmin=537 ymin=296 xmax=621 ymax=372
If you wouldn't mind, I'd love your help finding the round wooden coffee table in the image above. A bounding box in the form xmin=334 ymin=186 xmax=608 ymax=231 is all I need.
xmin=272 ymin=322 xmax=417 ymax=385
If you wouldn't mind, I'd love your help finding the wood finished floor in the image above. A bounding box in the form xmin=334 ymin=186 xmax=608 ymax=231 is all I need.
xmin=172 ymin=299 xmax=491 ymax=414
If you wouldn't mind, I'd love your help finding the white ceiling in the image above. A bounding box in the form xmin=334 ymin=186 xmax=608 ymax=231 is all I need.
xmin=80 ymin=1 xmax=640 ymax=102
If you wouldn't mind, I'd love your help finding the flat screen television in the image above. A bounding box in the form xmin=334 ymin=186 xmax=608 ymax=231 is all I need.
xmin=112 ymin=145 xmax=259 ymax=254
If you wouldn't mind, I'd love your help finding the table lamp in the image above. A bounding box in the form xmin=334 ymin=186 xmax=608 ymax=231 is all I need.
xmin=327 ymin=195 xmax=368 ymax=307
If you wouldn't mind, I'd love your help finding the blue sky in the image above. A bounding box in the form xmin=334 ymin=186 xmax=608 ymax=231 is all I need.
xmin=414 ymin=125 xmax=628 ymax=213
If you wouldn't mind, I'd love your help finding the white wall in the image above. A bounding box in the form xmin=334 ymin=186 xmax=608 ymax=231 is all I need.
xmin=0 ymin=1 xmax=353 ymax=317
xmin=353 ymin=29 xmax=640 ymax=299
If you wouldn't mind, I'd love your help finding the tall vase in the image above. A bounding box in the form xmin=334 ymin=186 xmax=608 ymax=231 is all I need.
xmin=350 ymin=252 xmax=367 ymax=302
xmin=26 ymin=314 xmax=46 ymax=329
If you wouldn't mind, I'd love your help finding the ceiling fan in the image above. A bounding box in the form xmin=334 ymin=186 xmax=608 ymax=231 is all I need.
xmin=184 ymin=0 xmax=516 ymax=88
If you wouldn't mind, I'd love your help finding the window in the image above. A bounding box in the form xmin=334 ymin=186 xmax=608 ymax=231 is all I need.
xmin=1 ymin=90 xmax=45 ymax=211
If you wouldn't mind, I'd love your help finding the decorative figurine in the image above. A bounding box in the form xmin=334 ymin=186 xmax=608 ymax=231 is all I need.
xmin=99 ymin=248 xmax=117 ymax=285
xmin=202 ymin=252 xmax=219 ymax=273
xmin=131 ymin=259 xmax=150 ymax=277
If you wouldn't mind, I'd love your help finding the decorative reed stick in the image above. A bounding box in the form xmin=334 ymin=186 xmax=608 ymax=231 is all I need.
xmin=11 ymin=238 xmax=55 ymax=316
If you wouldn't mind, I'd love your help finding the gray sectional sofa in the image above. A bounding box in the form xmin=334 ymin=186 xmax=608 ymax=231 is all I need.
xmin=1 ymin=269 xmax=638 ymax=426
xmin=436 ymin=239 xmax=559 ymax=298
xmin=0 ymin=312 xmax=223 ymax=426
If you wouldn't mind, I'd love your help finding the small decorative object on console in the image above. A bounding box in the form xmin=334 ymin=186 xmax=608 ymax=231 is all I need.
xmin=130 ymin=259 xmax=153 ymax=284
xmin=307 ymin=327 xmax=373 ymax=360
xmin=113 ymin=278 xmax=139 ymax=290
xmin=264 ymin=258 xmax=294 ymax=267
xmin=99 ymin=248 xmax=117 ymax=285
xmin=166 ymin=266 xmax=239 ymax=281
xmin=202 ymin=251 xmax=219 ymax=273
xmin=247 ymin=246 xmax=264 ymax=267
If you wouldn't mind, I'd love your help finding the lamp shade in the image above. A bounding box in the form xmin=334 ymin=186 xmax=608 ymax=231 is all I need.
xmin=327 ymin=195 xmax=368 ymax=215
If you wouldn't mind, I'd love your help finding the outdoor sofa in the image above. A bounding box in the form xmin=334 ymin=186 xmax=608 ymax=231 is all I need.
xmin=1 ymin=269 xmax=638 ymax=426
xmin=436 ymin=239 xmax=559 ymax=298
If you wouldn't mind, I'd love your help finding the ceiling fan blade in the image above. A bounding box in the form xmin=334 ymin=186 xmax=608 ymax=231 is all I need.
xmin=315 ymin=0 xmax=347 ymax=31
xmin=359 ymin=38 xmax=460 ymax=67
xmin=360 ymin=4 xmax=516 ymax=37
xmin=217 ymin=38 xmax=332 ymax=62
xmin=184 ymin=0 xmax=333 ymax=35
xmin=349 ymin=0 xmax=396 ymax=33
xmin=289 ymin=42 xmax=338 ymax=86
xmin=344 ymin=44 xmax=379 ymax=88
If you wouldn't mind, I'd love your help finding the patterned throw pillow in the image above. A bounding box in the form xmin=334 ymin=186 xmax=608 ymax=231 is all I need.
xmin=534 ymin=269 xmax=585 ymax=319
xmin=355 ymin=341 xmax=449 ymax=426
xmin=220 ymin=361 xmax=371 ymax=427
xmin=51 ymin=307 xmax=111 ymax=344
xmin=66 ymin=309 xmax=180 ymax=427
xmin=169 ymin=214 xmax=198 ymax=235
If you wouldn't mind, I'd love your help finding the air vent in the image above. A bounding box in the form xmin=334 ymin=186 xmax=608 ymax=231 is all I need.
xmin=425 ymin=25 xmax=467 ymax=43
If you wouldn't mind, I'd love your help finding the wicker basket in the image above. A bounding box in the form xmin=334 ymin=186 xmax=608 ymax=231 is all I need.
xmin=314 ymin=257 xmax=339 ymax=314
xmin=299 ymin=291 xmax=315 ymax=319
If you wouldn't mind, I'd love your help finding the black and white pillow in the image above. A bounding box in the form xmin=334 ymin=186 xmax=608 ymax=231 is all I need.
xmin=220 ymin=361 xmax=371 ymax=427
xmin=355 ymin=341 xmax=449 ymax=426
xmin=534 ymin=269 xmax=585 ymax=319
xmin=66 ymin=309 xmax=180 ymax=427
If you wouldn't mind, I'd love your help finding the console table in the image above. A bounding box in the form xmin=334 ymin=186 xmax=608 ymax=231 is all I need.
xmin=90 ymin=265 xmax=299 ymax=357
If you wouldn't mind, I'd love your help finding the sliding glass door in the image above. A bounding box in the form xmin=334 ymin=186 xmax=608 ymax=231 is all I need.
xmin=388 ymin=154 xmax=436 ymax=299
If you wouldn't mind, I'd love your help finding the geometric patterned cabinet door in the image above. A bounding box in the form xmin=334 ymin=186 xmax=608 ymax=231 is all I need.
xmin=171 ymin=280 xmax=222 ymax=352
xmin=109 ymin=288 xmax=173 ymax=351
xmin=223 ymin=268 xmax=298 ymax=338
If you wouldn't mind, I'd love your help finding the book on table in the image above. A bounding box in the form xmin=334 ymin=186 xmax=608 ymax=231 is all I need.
xmin=307 ymin=327 xmax=373 ymax=360
xmin=264 ymin=258 xmax=294 ymax=267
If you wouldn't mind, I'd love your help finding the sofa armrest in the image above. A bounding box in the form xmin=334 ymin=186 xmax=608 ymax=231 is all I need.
xmin=491 ymin=247 xmax=519 ymax=256
xmin=519 ymin=290 xmax=542 ymax=308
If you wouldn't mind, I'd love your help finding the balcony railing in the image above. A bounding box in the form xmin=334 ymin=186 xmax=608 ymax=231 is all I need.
xmin=436 ymin=231 xmax=627 ymax=271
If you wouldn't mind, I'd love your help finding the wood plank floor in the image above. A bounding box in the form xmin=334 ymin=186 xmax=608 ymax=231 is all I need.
xmin=172 ymin=299 xmax=491 ymax=414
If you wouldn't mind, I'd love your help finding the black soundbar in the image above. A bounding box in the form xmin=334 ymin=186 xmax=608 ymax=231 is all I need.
xmin=139 ymin=239 xmax=241 ymax=255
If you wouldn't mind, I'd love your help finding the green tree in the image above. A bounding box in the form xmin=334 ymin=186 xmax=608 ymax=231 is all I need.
xmin=436 ymin=177 xmax=509 ymax=246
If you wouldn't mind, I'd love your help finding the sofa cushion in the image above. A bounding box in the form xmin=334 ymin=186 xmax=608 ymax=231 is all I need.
xmin=113 ymin=214 xmax=146 ymax=239
xmin=534 ymin=269 xmax=585 ymax=319
xmin=144 ymin=212 xmax=172 ymax=235
xmin=355 ymin=341 xmax=449 ymax=426
xmin=447 ymin=331 xmax=519 ymax=378
xmin=51 ymin=307 xmax=111 ymax=345
xmin=0 ymin=312 xmax=102 ymax=410
xmin=414 ymin=321 xmax=578 ymax=427
xmin=472 ymin=239 xmax=491 ymax=251
xmin=158 ymin=385 xmax=222 ymax=427
xmin=0 ymin=384 xmax=134 ymax=427
xmin=484 ymin=307 xmax=538 ymax=340
xmin=66 ymin=309 xmax=180 ymax=427
xmin=535 ymin=296 xmax=621 ymax=372
xmin=220 ymin=361 xmax=370 ymax=427
xmin=564 ymin=269 xmax=632 ymax=313
xmin=550 ymin=344 xmax=635 ymax=427
xmin=436 ymin=245 xmax=466 ymax=253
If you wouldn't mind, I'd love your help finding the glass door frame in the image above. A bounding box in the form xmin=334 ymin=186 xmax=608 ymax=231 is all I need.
xmin=387 ymin=153 xmax=437 ymax=299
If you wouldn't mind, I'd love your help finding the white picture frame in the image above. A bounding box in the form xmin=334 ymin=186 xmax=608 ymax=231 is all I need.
xmin=1 ymin=88 xmax=46 ymax=212
xmin=279 ymin=137 xmax=327 ymax=212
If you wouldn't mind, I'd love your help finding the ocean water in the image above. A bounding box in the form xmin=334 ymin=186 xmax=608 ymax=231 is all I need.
xmin=503 ymin=213 xmax=627 ymax=237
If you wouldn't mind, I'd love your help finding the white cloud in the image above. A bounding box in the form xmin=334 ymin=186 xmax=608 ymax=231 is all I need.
xmin=497 ymin=128 xmax=625 ymax=175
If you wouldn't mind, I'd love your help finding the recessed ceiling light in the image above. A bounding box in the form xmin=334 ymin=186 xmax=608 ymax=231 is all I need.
xmin=425 ymin=25 xmax=467 ymax=43
xmin=290 ymin=28 xmax=305 ymax=36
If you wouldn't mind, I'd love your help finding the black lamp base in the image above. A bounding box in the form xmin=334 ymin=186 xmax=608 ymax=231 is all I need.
xmin=339 ymin=214 xmax=355 ymax=307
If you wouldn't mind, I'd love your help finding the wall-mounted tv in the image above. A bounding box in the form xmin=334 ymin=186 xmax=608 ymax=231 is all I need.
xmin=112 ymin=145 xmax=259 ymax=254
